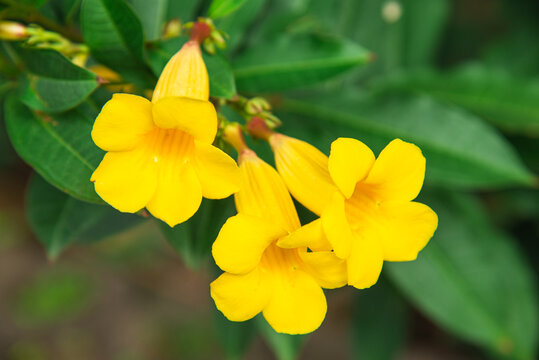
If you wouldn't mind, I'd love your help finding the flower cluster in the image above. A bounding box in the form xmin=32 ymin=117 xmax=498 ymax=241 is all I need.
xmin=90 ymin=23 xmax=437 ymax=335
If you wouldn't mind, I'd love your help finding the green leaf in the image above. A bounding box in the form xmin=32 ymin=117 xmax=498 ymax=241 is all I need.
xmin=209 ymin=0 xmax=248 ymax=19
xmin=166 ymin=0 xmax=198 ymax=21
xmin=279 ymin=93 xmax=535 ymax=188
xmin=4 ymin=95 xmax=103 ymax=203
xmin=215 ymin=311 xmax=256 ymax=360
xmin=387 ymin=191 xmax=539 ymax=359
xmin=129 ymin=0 xmax=168 ymax=41
xmin=256 ymin=316 xmax=306 ymax=360
xmin=159 ymin=197 xmax=235 ymax=269
xmin=14 ymin=46 xmax=98 ymax=113
xmin=147 ymin=36 xmax=237 ymax=99
xmin=376 ymin=64 xmax=539 ymax=136
xmin=352 ymin=282 xmax=409 ymax=360
xmin=26 ymin=174 xmax=143 ymax=259
xmin=81 ymin=0 xmax=152 ymax=82
xmin=233 ymin=35 xmax=371 ymax=93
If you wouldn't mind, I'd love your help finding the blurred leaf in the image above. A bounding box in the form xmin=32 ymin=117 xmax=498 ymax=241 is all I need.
xmin=81 ymin=0 xmax=153 ymax=83
xmin=352 ymin=282 xmax=409 ymax=360
xmin=256 ymin=316 xmax=306 ymax=360
xmin=209 ymin=0 xmax=247 ymax=19
xmin=11 ymin=269 xmax=95 ymax=327
xmin=280 ymin=93 xmax=535 ymax=188
xmin=159 ymin=197 xmax=235 ymax=269
xmin=166 ymin=0 xmax=198 ymax=21
xmin=377 ymin=64 xmax=539 ymax=136
xmin=147 ymin=36 xmax=236 ymax=98
xmin=129 ymin=0 xmax=168 ymax=41
xmin=4 ymin=95 xmax=103 ymax=203
xmin=349 ymin=0 xmax=449 ymax=76
xmin=387 ymin=191 xmax=539 ymax=359
xmin=27 ymin=174 xmax=143 ymax=258
xmin=15 ymin=46 xmax=98 ymax=113
xmin=215 ymin=310 xmax=256 ymax=360
xmin=233 ymin=35 xmax=371 ymax=93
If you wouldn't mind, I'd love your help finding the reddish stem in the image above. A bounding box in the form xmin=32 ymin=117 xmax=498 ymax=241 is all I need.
xmin=190 ymin=22 xmax=211 ymax=44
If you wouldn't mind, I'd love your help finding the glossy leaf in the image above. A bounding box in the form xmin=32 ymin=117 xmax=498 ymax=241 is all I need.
xmin=280 ymin=93 xmax=534 ymax=188
xmin=376 ymin=64 xmax=539 ymax=136
xmin=233 ymin=35 xmax=371 ymax=93
xmin=387 ymin=192 xmax=538 ymax=359
xmin=147 ymin=36 xmax=237 ymax=99
xmin=81 ymin=0 xmax=152 ymax=82
xmin=129 ymin=0 xmax=168 ymax=41
xmin=209 ymin=0 xmax=248 ymax=19
xmin=4 ymin=95 xmax=103 ymax=203
xmin=352 ymin=283 xmax=409 ymax=360
xmin=159 ymin=197 xmax=235 ymax=269
xmin=26 ymin=175 xmax=143 ymax=259
xmin=15 ymin=47 xmax=98 ymax=113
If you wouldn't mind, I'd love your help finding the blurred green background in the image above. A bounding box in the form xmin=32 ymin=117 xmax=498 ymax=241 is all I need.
xmin=0 ymin=0 xmax=538 ymax=359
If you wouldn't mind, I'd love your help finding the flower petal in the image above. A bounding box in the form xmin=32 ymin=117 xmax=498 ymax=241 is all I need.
xmin=146 ymin=161 xmax=202 ymax=227
xmin=91 ymin=94 xmax=154 ymax=152
xmin=277 ymin=219 xmax=332 ymax=251
xmin=212 ymin=214 xmax=287 ymax=274
xmin=321 ymin=192 xmax=354 ymax=258
xmin=328 ymin=137 xmax=375 ymax=198
xmin=365 ymin=139 xmax=426 ymax=202
xmin=270 ymin=134 xmax=336 ymax=216
xmin=262 ymin=270 xmax=327 ymax=335
xmin=300 ymin=251 xmax=347 ymax=289
xmin=378 ymin=201 xmax=438 ymax=261
xmin=91 ymin=146 xmax=157 ymax=213
xmin=211 ymin=267 xmax=271 ymax=322
xmin=192 ymin=141 xmax=240 ymax=199
xmin=347 ymin=232 xmax=384 ymax=289
xmin=152 ymin=96 xmax=217 ymax=143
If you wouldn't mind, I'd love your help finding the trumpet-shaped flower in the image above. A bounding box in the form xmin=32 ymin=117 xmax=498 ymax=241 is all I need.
xmin=91 ymin=40 xmax=239 ymax=227
xmin=270 ymin=135 xmax=438 ymax=289
xmin=210 ymin=149 xmax=346 ymax=334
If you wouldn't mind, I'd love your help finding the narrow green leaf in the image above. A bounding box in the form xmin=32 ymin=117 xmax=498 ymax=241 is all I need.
xmin=26 ymin=175 xmax=143 ymax=259
xmin=387 ymin=191 xmax=539 ymax=359
xmin=376 ymin=64 xmax=539 ymax=136
xmin=352 ymin=283 xmax=409 ymax=360
xmin=233 ymin=35 xmax=371 ymax=93
xmin=280 ymin=93 xmax=535 ymax=188
xmin=256 ymin=316 xmax=306 ymax=360
xmin=147 ymin=36 xmax=237 ymax=99
xmin=81 ymin=0 xmax=152 ymax=82
xmin=14 ymin=46 xmax=98 ymax=113
xmin=4 ymin=95 xmax=103 ymax=203
xmin=159 ymin=197 xmax=235 ymax=269
xmin=215 ymin=311 xmax=256 ymax=360
xmin=129 ymin=0 xmax=168 ymax=41
xmin=209 ymin=0 xmax=248 ymax=19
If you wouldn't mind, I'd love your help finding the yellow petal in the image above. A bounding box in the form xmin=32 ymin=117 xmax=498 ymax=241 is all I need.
xmin=91 ymin=94 xmax=154 ymax=152
xmin=146 ymin=161 xmax=202 ymax=227
xmin=270 ymin=134 xmax=336 ymax=216
xmin=236 ymin=151 xmax=301 ymax=233
xmin=300 ymin=251 xmax=347 ymax=289
xmin=91 ymin=146 xmax=157 ymax=213
xmin=152 ymin=40 xmax=209 ymax=102
xmin=192 ymin=140 xmax=240 ymax=199
xmin=152 ymin=96 xmax=217 ymax=144
xmin=347 ymin=232 xmax=384 ymax=289
xmin=277 ymin=219 xmax=332 ymax=251
xmin=321 ymin=192 xmax=354 ymax=258
xmin=262 ymin=270 xmax=327 ymax=334
xmin=378 ymin=202 xmax=438 ymax=261
xmin=211 ymin=267 xmax=271 ymax=322
xmin=365 ymin=139 xmax=426 ymax=202
xmin=212 ymin=214 xmax=287 ymax=274
xmin=328 ymin=137 xmax=375 ymax=198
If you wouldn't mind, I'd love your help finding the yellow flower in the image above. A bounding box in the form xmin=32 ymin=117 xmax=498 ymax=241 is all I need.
xmin=270 ymin=135 xmax=438 ymax=289
xmin=210 ymin=149 xmax=346 ymax=335
xmin=91 ymin=40 xmax=239 ymax=227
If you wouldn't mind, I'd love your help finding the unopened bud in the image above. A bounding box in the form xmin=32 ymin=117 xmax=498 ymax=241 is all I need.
xmin=0 ymin=21 xmax=29 ymax=41
xmin=382 ymin=1 xmax=402 ymax=23
xmin=245 ymin=97 xmax=271 ymax=115
xmin=163 ymin=19 xmax=182 ymax=39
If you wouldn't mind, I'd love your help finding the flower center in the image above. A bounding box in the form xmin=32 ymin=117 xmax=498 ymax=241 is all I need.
xmin=260 ymin=242 xmax=302 ymax=276
xmin=345 ymin=183 xmax=382 ymax=231
xmin=144 ymin=128 xmax=195 ymax=165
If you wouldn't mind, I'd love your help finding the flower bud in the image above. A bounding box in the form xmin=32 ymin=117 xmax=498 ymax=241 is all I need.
xmin=0 ymin=21 xmax=29 ymax=41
